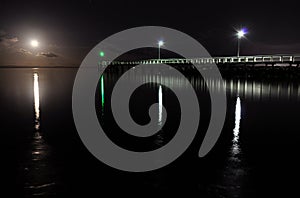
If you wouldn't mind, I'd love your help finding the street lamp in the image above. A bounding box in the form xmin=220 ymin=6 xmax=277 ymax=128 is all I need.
xmin=158 ymin=40 xmax=164 ymax=59
xmin=236 ymin=28 xmax=247 ymax=57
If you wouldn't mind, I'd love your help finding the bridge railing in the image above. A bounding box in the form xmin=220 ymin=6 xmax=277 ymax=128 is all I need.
xmin=98 ymin=55 xmax=300 ymax=66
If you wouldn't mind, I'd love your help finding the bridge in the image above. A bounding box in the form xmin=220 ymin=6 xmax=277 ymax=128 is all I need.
xmin=99 ymin=54 xmax=300 ymax=67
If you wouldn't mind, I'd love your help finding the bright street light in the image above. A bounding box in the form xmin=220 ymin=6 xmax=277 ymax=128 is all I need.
xmin=236 ymin=28 xmax=247 ymax=57
xmin=237 ymin=29 xmax=246 ymax=39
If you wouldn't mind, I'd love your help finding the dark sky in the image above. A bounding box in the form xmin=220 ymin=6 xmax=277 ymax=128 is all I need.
xmin=1 ymin=0 xmax=300 ymax=66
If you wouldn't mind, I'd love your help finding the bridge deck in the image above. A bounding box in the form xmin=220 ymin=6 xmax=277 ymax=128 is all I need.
xmin=99 ymin=55 xmax=300 ymax=66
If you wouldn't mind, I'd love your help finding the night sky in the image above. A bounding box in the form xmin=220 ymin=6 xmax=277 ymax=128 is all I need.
xmin=1 ymin=0 xmax=300 ymax=66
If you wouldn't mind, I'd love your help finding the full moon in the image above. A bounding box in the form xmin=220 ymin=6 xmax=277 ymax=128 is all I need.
xmin=30 ymin=40 xmax=39 ymax=48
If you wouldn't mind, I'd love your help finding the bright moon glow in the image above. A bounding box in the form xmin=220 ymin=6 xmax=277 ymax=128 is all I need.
xmin=31 ymin=40 xmax=39 ymax=47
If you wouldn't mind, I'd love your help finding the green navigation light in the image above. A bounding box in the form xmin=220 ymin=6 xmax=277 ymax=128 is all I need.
xmin=99 ymin=51 xmax=105 ymax=57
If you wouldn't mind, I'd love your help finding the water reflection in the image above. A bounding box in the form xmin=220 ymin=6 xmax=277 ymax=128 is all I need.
xmin=24 ymin=72 xmax=56 ymax=196
xmin=232 ymin=97 xmax=241 ymax=155
xmin=34 ymin=73 xmax=40 ymax=131
xmin=105 ymin=67 xmax=300 ymax=101
xmin=4 ymin=67 xmax=299 ymax=196
xmin=154 ymin=85 xmax=165 ymax=147
xmin=225 ymin=78 xmax=300 ymax=101
xmin=99 ymin=68 xmax=300 ymax=196
xmin=101 ymin=75 xmax=105 ymax=109
xmin=32 ymin=72 xmax=44 ymax=161
xmin=216 ymin=97 xmax=246 ymax=197
xmin=158 ymin=85 xmax=163 ymax=125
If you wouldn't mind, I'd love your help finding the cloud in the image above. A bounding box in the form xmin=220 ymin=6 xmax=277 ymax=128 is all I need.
xmin=8 ymin=37 xmax=19 ymax=43
xmin=37 ymin=52 xmax=59 ymax=58
xmin=0 ymin=32 xmax=19 ymax=47
xmin=18 ymin=48 xmax=32 ymax=55
xmin=0 ymin=30 xmax=6 ymax=37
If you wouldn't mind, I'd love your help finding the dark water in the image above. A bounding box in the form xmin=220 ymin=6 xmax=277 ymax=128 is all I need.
xmin=1 ymin=67 xmax=300 ymax=197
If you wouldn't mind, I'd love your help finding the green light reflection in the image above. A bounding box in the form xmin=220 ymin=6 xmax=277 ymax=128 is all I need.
xmin=101 ymin=75 xmax=104 ymax=108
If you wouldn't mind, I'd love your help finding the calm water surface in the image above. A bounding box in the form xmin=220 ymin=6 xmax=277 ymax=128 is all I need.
xmin=1 ymin=67 xmax=300 ymax=197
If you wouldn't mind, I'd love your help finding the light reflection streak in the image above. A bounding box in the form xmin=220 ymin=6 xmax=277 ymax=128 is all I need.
xmin=24 ymin=72 xmax=56 ymax=195
xmin=101 ymin=75 xmax=105 ymax=109
xmin=105 ymin=66 xmax=300 ymax=102
xmin=158 ymin=85 xmax=163 ymax=125
xmin=218 ymin=96 xmax=245 ymax=197
xmin=154 ymin=85 xmax=164 ymax=147
xmin=33 ymin=72 xmax=43 ymax=152
xmin=232 ymin=96 xmax=241 ymax=155
xmin=34 ymin=73 xmax=40 ymax=131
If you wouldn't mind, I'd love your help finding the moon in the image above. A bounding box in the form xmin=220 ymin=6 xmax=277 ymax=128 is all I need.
xmin=30 ymin=40 xmax=39 ymax=48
